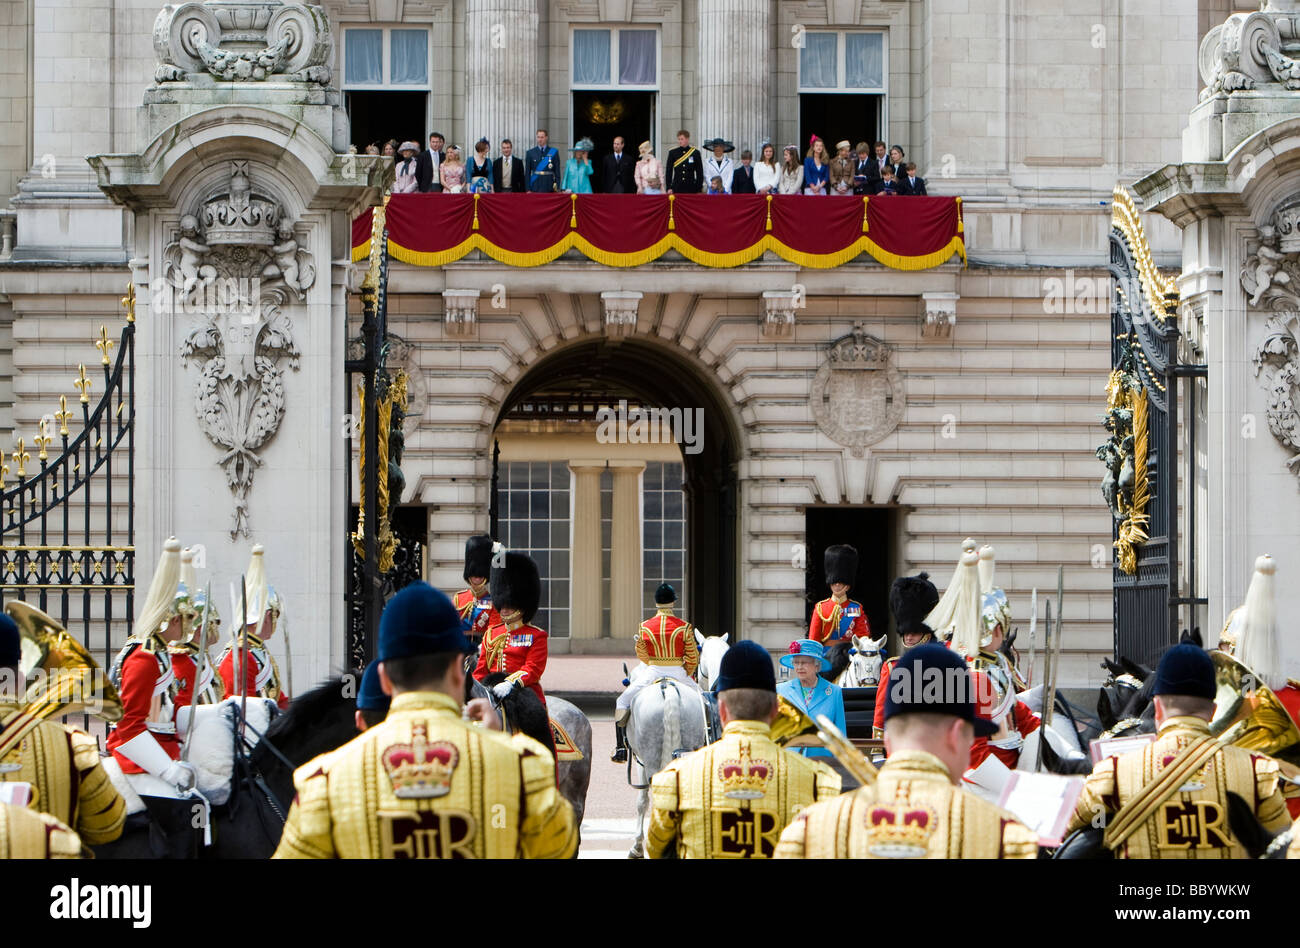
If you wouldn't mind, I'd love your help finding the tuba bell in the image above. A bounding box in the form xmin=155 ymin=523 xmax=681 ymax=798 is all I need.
xmin=4 ymin=600 xmax=123 ymax=727
xmin=1209 ymin=649 xmax=1300 ymax=765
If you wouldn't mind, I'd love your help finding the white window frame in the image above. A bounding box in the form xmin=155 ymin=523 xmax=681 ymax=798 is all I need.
xmin=341 ymin=25 xmax=432 ymax=90
xmin=797 ymin=30 xmax=888 ymax=95
xmin=569 ymin=25 xmax=662 ymax=91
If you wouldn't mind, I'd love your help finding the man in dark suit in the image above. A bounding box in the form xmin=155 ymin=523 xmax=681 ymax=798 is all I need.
xmin=524 ymin=128 xmax=560 ymax=193
xmin=601 ymin=135 xmax=636 ymax=194
xmin=492 ymin=139 xmax=526 ymax=193
xmin=731 ymin=149 xmax=756 ymax=194
xmin=899 ymin=162 xmax=927 ymax=195
xmin=416 ymin=132 xmax=446 ymax=193
xmin=854 ymin=142 xmax=882 ymax=195
xmin=665 ymin=130 xmax=704 ymax=194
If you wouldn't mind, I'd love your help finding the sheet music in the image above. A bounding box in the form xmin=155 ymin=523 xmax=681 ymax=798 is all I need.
xmin=997 ymin=771 xmax=1084 ymax=846
xmin=0 ymin=781 xmax=33 ymax=807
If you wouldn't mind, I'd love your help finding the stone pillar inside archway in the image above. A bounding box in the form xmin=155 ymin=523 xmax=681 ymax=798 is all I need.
xmin=88 ymin=0 xmax=388 ymax=683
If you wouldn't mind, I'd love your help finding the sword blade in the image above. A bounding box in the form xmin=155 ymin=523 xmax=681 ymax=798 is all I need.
xmin=1035 ymin=598 xmax=1053 ymax=772
xmin=1026 ymin=587 xmax=1038 ymax=688
xmin=180 ymin=581 xmax=214 ymax=763
xmin=1041 ymin=566 xmax=1065 ymax=761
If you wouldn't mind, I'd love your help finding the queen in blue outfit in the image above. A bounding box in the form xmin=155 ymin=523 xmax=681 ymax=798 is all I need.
xmin=776 ymin=639 xmax=846 ymax=758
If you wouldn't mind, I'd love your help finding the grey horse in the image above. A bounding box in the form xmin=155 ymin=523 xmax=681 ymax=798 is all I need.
xmin=625 ymin=678 xmax=708 ymax=858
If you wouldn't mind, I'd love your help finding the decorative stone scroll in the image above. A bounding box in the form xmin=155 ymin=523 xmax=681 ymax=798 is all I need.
xmin=810 ymin=324 xmax=906 ymax=457
xmin=1200 ymin=4 xmax=1300 ymax=99
xmin=153 ymin=1 xmax=333 ymax=84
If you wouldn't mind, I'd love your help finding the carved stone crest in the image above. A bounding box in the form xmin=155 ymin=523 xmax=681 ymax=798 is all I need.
xmin=153 ymin=0 xmax=333 ymax=84
xmin=169 ymin=161 xmax=314 ymax=537
xmin=810 ymin=325 xmax=905 ymax=457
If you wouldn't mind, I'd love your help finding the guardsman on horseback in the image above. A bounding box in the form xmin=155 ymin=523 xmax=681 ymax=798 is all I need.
xmin=473 ymin=552 xmax=549 ymax=706
xmin=873 ymin=573 xmax=940 ymax=739
xmin=776 ymin=640 xmax=845 ymax=760
xmin=0 ymin=802 xmax=85 ymax=858
xmin=105 ymin=537 xmax=202 ymax=857
xmin=1064 ymin=644 xmax=1290 ymax=858
xmin=611 ymin=583 xmax=700 ymax=764
xmin=217 ymin=544 xmax=289 ymax=710
xmin=0 ymin=611 xmax=125 ymax=846
xmin=775 ymin=644 xmax=1039 ymax=859
xmin=273 ymin=582 xmax=577 ymax=858
xmin=453 ymin=534 xmax=501 ymax=650
xmin=808 ymin=545 xmax=870 ymax=645
xmin=169 ymin=547 xmax=223 ymax=710
xmin=977 ymin=545 xmax=1028 ymax=692
xmin=645 ymin=641 xmax=840 ymax=858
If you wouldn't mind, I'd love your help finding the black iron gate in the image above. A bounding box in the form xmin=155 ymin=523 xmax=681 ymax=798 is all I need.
xmin=1108 ymin=191 xmax=1206 ymax=663
xmin=0 ymin=290 xmax=135 ymax=668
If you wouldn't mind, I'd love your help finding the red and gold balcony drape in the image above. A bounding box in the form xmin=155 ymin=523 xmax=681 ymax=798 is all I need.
xmin=352 ymin=193 xmax=964 ymax=270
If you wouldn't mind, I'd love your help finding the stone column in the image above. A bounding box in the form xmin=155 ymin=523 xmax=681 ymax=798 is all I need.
xmin=569 ymin=464 xmax=604 ymax=640
xmin=697 ymin=0 xmax=769 ymax=156
xmin=464 ymin=1 xmax=539 ymax=153
xmin=610 ymin=462 xmax=645 ymax=642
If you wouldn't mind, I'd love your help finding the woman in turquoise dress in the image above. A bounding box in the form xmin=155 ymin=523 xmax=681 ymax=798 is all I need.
xmin=776 ymin=639 xmax=847 ymax=759
xmin=562 ymin=138 xmax=595 ymax=194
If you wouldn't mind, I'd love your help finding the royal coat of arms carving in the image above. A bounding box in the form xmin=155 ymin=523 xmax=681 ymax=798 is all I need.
xmin=810 ymin=325 xmax=906 ymax=457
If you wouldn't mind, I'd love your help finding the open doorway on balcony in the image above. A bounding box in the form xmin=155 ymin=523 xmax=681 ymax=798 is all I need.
xmin=804 ymin=505 xmax=897 ymax=646
xmin=571 ymin=90 xmax=655 ymax=191
xmin=799 ymin=93 xmax=882 ymax=156
xmin=345 ymin=90 xmax=428 ymax=152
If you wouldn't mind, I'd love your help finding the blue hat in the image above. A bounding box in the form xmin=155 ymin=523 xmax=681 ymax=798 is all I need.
xmin=377 ymin=582 xmax=471 ymax=662
xmin=714 ymin=641 xmax=776 ymax=693
xmin=1152 ymin=644 xmax=1216 ymax=701
xmin=357 ymin=661 xmax=390 ymax=713
xmin=0 ymin=613 xmax=17 ymax=668
xmin=781 ymin=639 xmax=831 ymax=673
xmin=882 ymin=643 xmax=998 ymax=737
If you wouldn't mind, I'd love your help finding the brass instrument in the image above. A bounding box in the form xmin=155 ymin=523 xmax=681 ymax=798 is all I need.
xmin=4 ymin=601 xmax=123 ymax=739
xmin=815 ymin=714 xmax=878 ymax=787
xmin=770 ymin=694 xmax=822 ymax=748
xmin=1209 ymin=649 xmax=1300 ymax=765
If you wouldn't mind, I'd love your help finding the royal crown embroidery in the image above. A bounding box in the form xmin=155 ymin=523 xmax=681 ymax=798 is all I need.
xmin=865 ymin=804 xmax=937 ymax=858
xmin=717 ymin=741 xmax=772 ymax=800
xmin=382 ymin=723 xmax=459 ymax=799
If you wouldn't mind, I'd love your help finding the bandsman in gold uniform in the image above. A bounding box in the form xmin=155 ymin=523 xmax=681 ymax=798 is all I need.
xmin=1065 ymin=644 xmax=1290 ymax=858
xmin=274 ymin=581 xmax=576 ymax=859
xmin=775 ymin=643 xmax=1038 ymax=859
xmin=645 ymin=640 xmax=840 ymax=858
xmin=0 ymin=612 xmax=125 ymax=846
xmin=0 ymin=802 xmax=85 ymax=859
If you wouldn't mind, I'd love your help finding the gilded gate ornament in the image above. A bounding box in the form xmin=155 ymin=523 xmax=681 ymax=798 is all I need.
xmin=1097 ymin=334 xmax=1151 ymax=575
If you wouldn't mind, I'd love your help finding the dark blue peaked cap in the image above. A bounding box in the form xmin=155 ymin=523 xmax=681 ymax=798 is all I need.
xmin=378 ymin=582 xmax=472 ymax=662
xmin=357 ymin=661 xmax=391 ymax=712
xmin=1152 ymin=644 xmax=1216 ymax=701
xmin=715 ymin=640 xmax=776 ymax=693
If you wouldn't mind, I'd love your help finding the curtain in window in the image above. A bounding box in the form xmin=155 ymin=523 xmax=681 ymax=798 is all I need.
xmin=800 ymin=32 xmax=838 ymax=88
xmin=573 ymin=29 xmax=611 ymax=84
xmin=846 ymin=33 xmax=883 ymax=89
xmin=345 ymin=29 xmax=382 ymax=85
xmin=391 ymin=29 xmax=428 ymax=85
xmin=618 ymin=30 xmax=656 ymax=85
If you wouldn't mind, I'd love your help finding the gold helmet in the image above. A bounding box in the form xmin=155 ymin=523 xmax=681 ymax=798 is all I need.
xmin=241 ymin=544 xmax=282 ymax=628
xmin=926 ymin=538 xmax=978 ymax=642
xmin=977 ymin=545 xmax=1012 ymax=649
xmin=133 ymin=537 xmax=182 ymax=641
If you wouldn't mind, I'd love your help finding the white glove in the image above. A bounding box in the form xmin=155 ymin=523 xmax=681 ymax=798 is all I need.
xmin=116 ymin=732 xmax=194 ymax=793
xmin=160 ymin=760 xmax=197 ymax=793
xmin=492 ymin=680 xmax=516 ymax=700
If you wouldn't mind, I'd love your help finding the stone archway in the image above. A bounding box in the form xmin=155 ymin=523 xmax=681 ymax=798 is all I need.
xmin=491 ymin=336 xmax=744 ymax=645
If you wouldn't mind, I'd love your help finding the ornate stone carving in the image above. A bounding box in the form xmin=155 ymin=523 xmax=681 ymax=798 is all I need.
xmin=153 ymin=1 xmax=333 ymax=84
xmin=442 ymin=289 xmax=480 ymax=336
xmin=1253 ymin=311 xmax=1300 ymax=474
xmin=171 ymin=162 xmax=313 ymax=537
xmin=761 ymin=291 xmax=796 ymax=337
xmin=1199 ymin=7 xmax=1300 ymax=100
xmin=810 ymin=324 xmax=906 ymax=457
xmin=601 ymin=291 xmax=642 ymax=338
xmin=920 ymin=291 xmax=958 ymax=339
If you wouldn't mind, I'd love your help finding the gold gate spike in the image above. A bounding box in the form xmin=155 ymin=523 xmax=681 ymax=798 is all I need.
xmin=55 ymin=396 xmax=71 ymax=437
xmin=121 ymin=282 xmax=135 ymax=323
xmin=74 ymin=365 xmax=92 ymax=404
xmin=12 ymin=438 xmax=30 ymax=478
xmin=34 ymin=419 xmax=51 ymax=462
xmin=95 ymin=326 xmax=114 ymax=366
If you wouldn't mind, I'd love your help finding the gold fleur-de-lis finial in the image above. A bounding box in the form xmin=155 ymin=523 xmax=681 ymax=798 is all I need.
xmin=122 ymin=282 xmax=136 ymax=323
xmin=55 ymin=395 xmax=71 ymax=437
xmin=95 ymin=325 xmax=115 ymax=366
xmin=74 ymin=364 xmax=92 ymax=404
xmin=12 ymin=438 xmax=30 ymax=478
xmin=0 ymin=458 xmax=8 ymax=489
xmin=34 ymin=419 xmax=51 ymax=461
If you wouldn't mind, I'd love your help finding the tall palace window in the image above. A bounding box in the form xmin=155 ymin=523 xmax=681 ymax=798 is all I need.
xmin=642 ymin=461 xmax=687 ymax=617
xmin=498 ymin=461 xmax=572 ymax=637
xmin=798 ymin=31 xmax=887 ymax=157
xmin=570 ymin=26 xmax=660 ymax=190
xmin=342 ymin=26 xmax=431 ymax=151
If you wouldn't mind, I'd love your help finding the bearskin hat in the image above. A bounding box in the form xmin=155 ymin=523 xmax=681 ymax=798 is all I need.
xmin=654 ymin=583 xmax=676 ymax=605
xmin=824 ymin=544 xmax=859 ymax=588
xmin=490 ymin=552 xmax=541 ymax=625
xmin=890 ymin=572 xmax=939 ymax=636
xmin=463 ymin=534 xmax=495 ymax=584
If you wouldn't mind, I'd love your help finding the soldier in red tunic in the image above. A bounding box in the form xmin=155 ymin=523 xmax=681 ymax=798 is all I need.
xmin=169 ymin=547 xmax=223 ymax=711
xmin=611 ymin=583 xmax=700 ymax=763
xmin=808 ymin=545 xmax=869 ymax=644
xmin=474 ymin=551 xmax=548 ymax=705
xmin=217 ymin=544 xmax=289 ymax=710
xmin=873 ymin=572 xmax=940 ymax=739
xmin=452 ymin=534 xmax=501 ymax=651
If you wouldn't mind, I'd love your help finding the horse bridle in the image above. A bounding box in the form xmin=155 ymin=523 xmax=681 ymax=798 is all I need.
xmin=224 ymin=703 xmax=291 ymax=829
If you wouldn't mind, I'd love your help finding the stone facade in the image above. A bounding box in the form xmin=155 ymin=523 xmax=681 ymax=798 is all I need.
xmin=0 ymin=0 xmax=1210 ymax=687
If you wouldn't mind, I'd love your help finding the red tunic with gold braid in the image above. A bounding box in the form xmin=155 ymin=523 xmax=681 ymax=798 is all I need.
xmin=217 ymin=642 xmax=289 ymax=710
xmin=106 ymin=637 xmax=180 ymax=774
xmin=474 ymin=619 xmax=548 ymax=705
xmin=1278 ymin=683 xmax=1300 ymax=818
xmin=636 ymin=608 xmax=699 ymax=677
xmin=454 ymin=588 xmax=502 ymax=641
xmin=168 ymin=644 xmax=222 ymax=709
xmin=808 ymin=595 xmax=869 ymax=644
